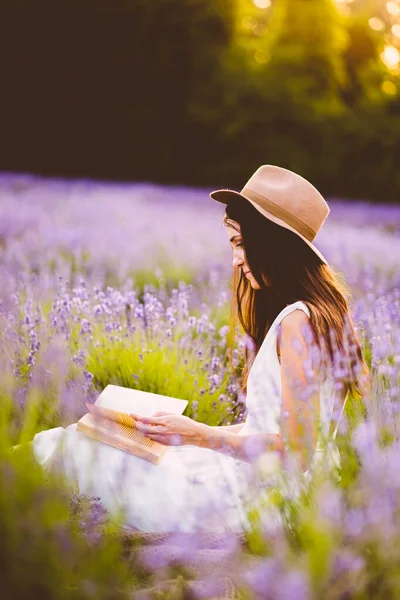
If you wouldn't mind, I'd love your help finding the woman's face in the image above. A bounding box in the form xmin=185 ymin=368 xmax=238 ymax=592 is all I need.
xmin=225 ymin=223 xmax=261 ymax=290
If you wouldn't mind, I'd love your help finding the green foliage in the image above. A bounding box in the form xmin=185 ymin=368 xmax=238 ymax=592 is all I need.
xmin=85 ymin=325 xmax=237 ymax=426
xmin=0 ymin=444 xmax=135 ymax=599
xmin=0 ymin=0 xmax=235 ymax=182
xmin=109 ymin=264 xmax=194 ymax=297
xmin=341 ymin=13 xmax=386 ymax=106
xmin=264 ymin=0 xmax=349 ymax=112
xmin=1 ymin=0 xmax=399 ymax=201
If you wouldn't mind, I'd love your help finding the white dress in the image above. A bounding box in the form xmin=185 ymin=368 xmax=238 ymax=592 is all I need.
xmin=33 ymin=301 xmax=346 ymax=533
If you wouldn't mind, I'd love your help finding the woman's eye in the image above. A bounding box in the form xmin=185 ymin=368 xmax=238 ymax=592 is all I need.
xmin=236 ymin=243 xmax=243 ymax=248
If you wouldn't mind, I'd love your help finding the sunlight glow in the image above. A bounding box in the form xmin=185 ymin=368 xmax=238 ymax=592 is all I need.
xmin=381 ymin=45 xmax=400 ymax=69
xmin=392 ymin=24 xmax=400 ymax=37
xmin=369 ymin=17 xmax=385 ymax=31
xmin=253 ymin=0 xmax=271 ymax=8
xmin=386 ymin=1 xmax=400 ymax=17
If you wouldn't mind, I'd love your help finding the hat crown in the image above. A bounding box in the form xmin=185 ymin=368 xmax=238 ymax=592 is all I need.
xmin=242 ymin=165 xmax=329 ymax=241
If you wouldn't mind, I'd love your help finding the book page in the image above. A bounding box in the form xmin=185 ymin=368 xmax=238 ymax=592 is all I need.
xmin=94 ymin=384 xmax=188 ymax=416
xmin=86 ymin=403 xmax=137 ymax=427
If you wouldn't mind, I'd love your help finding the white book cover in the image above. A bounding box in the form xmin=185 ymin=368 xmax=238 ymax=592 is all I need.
xmin=94 ymin=384 xmax=188 ymax=417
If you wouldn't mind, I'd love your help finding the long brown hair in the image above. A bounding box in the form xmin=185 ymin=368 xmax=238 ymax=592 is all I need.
xmin=223 ymin=197 xmax=369 ymax=398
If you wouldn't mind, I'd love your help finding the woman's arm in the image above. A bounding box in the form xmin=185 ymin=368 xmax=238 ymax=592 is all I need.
xmin=132 ymin=409 xmax=281 ymax=462
xmin=197 ymin=425 xmax=283 ymax=463
xmin=210 ymin=423 xmax=245 ymax=433
xmin=133 ymin=309 xmax=319 ymax=468
xmin=198 ymin=309 xmax=320 ymax=470
xmin=277 ymin=309 xmax=320 ymax=471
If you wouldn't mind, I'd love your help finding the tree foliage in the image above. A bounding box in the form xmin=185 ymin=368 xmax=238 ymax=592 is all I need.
xmin=0 ymin=0 xmax=399 ymax=201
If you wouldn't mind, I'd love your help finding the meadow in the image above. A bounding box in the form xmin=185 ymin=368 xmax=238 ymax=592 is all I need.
xmin=1 ymin=173 xmax=400 ymax=599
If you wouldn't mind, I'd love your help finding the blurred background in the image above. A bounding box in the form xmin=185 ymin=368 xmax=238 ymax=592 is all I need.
xmin=1 ymin=0 xmax=400 ymax=202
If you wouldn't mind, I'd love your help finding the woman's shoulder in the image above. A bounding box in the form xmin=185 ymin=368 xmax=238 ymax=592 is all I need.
xmin=279 ymin=300 xmax=311 ymax=324
xmin=272 ymin=301 xmax=311 ymax=338
xmin=276 ymin=302 xmax=312 ymax=358
xmin=282 ymin=301 xmax=310 ymax=323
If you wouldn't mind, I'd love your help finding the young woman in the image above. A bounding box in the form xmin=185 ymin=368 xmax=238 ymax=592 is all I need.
xmin=32 ymin=165 xmax=369 ymax=533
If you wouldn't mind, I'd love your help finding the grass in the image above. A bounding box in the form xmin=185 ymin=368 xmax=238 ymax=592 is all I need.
xmin=85 ymin=324 xmax=240 ymax=426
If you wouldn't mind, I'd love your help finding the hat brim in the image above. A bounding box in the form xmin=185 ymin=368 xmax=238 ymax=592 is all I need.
xmin=210 ymin=188 xmax=328 ymax=265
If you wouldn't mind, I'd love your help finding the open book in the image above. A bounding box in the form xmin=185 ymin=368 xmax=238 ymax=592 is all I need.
xmin=76 ymin=384 xmax=188 ymax=465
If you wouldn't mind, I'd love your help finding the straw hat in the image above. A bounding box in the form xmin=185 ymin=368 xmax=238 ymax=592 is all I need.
xmin=209 ymin=165 xmax=329 ymax=264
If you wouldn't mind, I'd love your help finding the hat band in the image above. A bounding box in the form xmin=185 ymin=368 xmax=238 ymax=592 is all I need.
xmin=242 ymin=187 xmax=316 ymax=242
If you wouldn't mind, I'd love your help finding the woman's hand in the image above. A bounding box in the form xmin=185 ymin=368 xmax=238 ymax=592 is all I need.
xmin=130 ymin=412 xmax=206 ymax=447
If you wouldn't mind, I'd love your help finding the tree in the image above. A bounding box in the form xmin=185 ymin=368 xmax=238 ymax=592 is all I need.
xmin=0 ymin=0 xmax=235 ymax=182
xmin=262 ymin=0 xmax=349 ymax=114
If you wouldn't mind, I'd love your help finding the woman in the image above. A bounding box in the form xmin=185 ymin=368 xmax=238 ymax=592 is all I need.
xmin=33 ymin=165 xmax=369 ymax=533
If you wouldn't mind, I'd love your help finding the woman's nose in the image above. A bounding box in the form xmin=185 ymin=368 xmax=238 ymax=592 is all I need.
xmin=232 ymin=251 xmax=244 ymax=269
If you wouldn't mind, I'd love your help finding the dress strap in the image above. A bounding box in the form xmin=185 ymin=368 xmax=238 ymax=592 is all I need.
xmin=272 ymin=301 xmax=311 ymax=333
xmin=246 ymin=301 xmax=312 ymax=381
xmin=269 ymin=301 xmax=310 ymax=360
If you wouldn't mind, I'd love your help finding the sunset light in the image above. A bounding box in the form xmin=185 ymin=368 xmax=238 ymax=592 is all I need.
xmin=392 ymin=24 xmax=400 ymax=37
xmin=253 ymin=0 xmax=271 ymax=8
xmin=381 ymin=44 xmax=400 ymax=68
xmin=369 ymin=17 xmax=385 ymax=31
xmin=386 ymin=1 xmax=400 ymax=17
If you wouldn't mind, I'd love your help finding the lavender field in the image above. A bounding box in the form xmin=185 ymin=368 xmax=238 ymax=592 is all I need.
xmin=1 ymin=173 xmax=400 ymax=599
